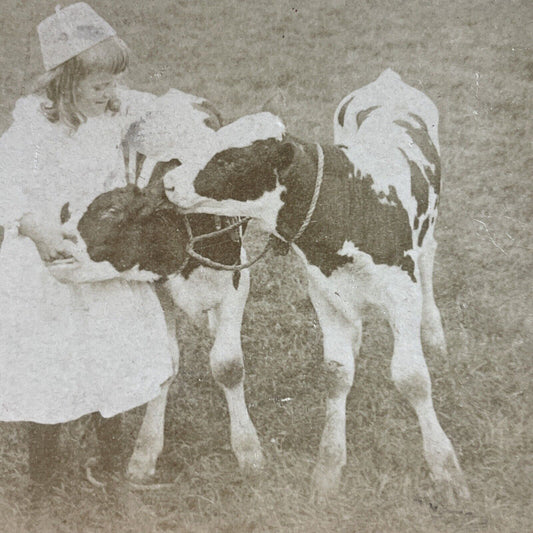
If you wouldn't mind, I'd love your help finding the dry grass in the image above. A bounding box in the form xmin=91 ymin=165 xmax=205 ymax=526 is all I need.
xmin=0 ymin=1 xmax=531 ymax=531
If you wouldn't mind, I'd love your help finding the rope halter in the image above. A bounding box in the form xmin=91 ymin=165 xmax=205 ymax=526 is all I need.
xmin=181 ymin=143 xmax=325 ymax=272
xmin=287 ymin=142 xmax=324 ymax=243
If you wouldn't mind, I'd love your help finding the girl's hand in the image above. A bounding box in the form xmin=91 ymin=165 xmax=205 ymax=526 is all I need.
xmin=19 ymin=213 xmax=75 ymax=262
xmin=33 ymin=232 xmax=74 ymax=262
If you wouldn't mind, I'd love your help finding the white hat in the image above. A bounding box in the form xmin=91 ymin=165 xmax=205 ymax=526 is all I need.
xmin=38 ymin=3 xmax=116 ymax=71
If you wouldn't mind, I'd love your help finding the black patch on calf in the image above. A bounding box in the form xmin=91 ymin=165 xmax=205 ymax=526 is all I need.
xmin=60 ymin=202 xmax=71 ymax=224
xmin=418 ymin=217 xmax=430 ymax=247
xmin=399 ymin=147 xmax=429 ymax=218
xmin=194 ymin=139 xmax=293 ymax=202
xmin=276 ymin=143 xmax=415 ymax=281
xmin=137 ymin=209 xmax=189 ymax=275
xmin=338 ymin=101 xmax=379 ymax=129
xmin=182 ymin=214 xmax=244 ymax=281
xmin=356 ymin=105 xmax=379 ymax=128
xmin=337 ymin=96 xmax=355 ymax=127
xmin=135 ymin=153 xmax=147 ymax=185
xmin=402 ymin=255 xmax=416 ymax=283
xmin=395 ymin=113 xmax=441 ymax=194
xmin=304 ymin=247 xmax=354 ymax=277
xmin=149 ymin=159 xmax=181 ymax=189
xmin=350 ymin=178 xmax=416 ymax=281
xmin=192 ymin=100 xmax=224 ymax=131
xmin=79 ymin=145 xmax=244 ymax=281
xmin=79 ymin=186 xmax=244 ymax=279
xmin=0 ymin=225 xmax=3 ymax=249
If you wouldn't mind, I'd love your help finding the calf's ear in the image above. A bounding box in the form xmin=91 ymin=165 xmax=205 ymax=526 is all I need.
xmin=137 ymin=198 xmax=160 ymax=220
xmin=276 ymin=142 xmax=295 ymax=172
xmin=137 ymin=191 xmax=172 ymax=220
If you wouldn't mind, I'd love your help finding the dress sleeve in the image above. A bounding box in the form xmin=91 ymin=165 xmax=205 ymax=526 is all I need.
xmin=0 ymin=98 xmax=38 ymax=228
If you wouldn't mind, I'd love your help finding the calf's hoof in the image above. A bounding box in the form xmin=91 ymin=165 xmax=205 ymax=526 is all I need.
xmin=310 ymin=464 xmax=342 ymax=505
xmin=126 ymin=453 xmax=157 ymax=483
xmin=234 ymin=434 xmax=264 ymax=474
xmin=430 ymin=453 xmax=470 ymax=506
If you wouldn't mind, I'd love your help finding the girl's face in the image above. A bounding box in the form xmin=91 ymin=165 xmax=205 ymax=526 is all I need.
xmin=76 ymin=72 xmax=119 ymax=117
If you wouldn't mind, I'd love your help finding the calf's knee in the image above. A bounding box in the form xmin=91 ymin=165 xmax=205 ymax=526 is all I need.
xmin=212 ymin=359 xmax=244 ymax=389
xmin=324 ymin=360 xmax=353 ymax=399
xmin=394 ymin=372 xmax=430 ymax=404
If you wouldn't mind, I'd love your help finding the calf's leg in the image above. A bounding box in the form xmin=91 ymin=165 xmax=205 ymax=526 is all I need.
xmin=419 ymin=231 xmax=447 ymax=356
xmin=385 ymin=273 xmax=469 ymax=502
xmin=127 ymin=284 xmax=180 ymax=482
xmin=308 ymin=282 xmax=359 ymax=501
xmin=209 ymin=269 xmax=263 ymax=472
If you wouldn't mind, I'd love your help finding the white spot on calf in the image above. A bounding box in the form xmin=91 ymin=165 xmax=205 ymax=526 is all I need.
xmin=342 ymin=117 xmax=419 ymax=223
xmin=377 ymin=195 xmax=397 ymax=207
xmin=165 ymin=266 xmax=234 ymax=320
xmin=176 ymin=184 xmax=287 ymax=236
xmin=136 ymin=157 xmax=158 ymax=189
xmin=335 ymin=69 xmax=440 ymax=227
xmin=216 ymin=112 xmax=285 ymax=149
xmin=334 ymin=69 xmax=439 ymax=151
xmin=295 ymin=240 xmax=420 ymax=322
xmin=128 ymin=89 xmax=219 ymax=163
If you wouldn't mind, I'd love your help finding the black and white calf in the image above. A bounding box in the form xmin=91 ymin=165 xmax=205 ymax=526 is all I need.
xmin=162 ymin=70 xmax=469 ymax=502
xmin=48 ymin=90 xmax=263 ymax=482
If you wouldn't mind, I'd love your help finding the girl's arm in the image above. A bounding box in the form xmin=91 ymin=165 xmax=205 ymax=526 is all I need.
xmin=0 ymin=97 xmax=39 ymax=229
xmin=18 ymin=213 xmax=73 ymax=262
xmin=0 ymin=96 xmax=73 ymax=261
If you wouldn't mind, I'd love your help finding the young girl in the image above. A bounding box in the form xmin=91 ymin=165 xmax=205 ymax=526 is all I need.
xmin=0 ymin=3 xmax=174 ymax=494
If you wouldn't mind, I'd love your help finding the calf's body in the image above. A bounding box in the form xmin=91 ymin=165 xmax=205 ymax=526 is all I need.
xmin=163 ymin=70 xmax=469 ymax=502
xmin=49 ymin=90 xmax=263 ymax=481
xmin=76 ymin=162 xmax=262 ymax=481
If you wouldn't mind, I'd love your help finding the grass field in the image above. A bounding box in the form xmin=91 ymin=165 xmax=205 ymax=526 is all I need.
xmin=0 ymin=1 xmax=532 ymax=531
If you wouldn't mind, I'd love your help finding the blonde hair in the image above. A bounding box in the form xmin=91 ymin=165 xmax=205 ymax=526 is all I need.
xmin=38 ymin=36 xmax=129 ymax=131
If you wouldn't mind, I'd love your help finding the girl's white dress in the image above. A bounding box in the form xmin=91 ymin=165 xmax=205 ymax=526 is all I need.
xmin=0 ymin=89 xmax=174 ymax=423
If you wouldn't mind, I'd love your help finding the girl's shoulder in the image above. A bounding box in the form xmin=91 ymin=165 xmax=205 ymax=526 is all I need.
xmin=9 ymin=94 xmax=56 ymax=138
xmin=0 ymin=95 xmax=56 ymax=150
xmin=12 ymin=94 xmax=48 ymax=123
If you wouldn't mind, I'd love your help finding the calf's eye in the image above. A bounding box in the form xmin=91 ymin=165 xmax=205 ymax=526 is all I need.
xmin=101 ymin=207 xmax=121 ymax=219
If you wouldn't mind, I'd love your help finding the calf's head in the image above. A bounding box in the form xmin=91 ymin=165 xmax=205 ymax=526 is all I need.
xmin=77 ymin=183 xmax=188 ymax=276
xmin=163 ymin=112 xmax=295 ymax=232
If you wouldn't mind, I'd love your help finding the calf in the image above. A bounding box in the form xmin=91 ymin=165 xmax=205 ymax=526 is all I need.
xmin=49 ymin=90 xmax=263 ymax=482
xmin=162 ymin=70 xmax=469 ymax=502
